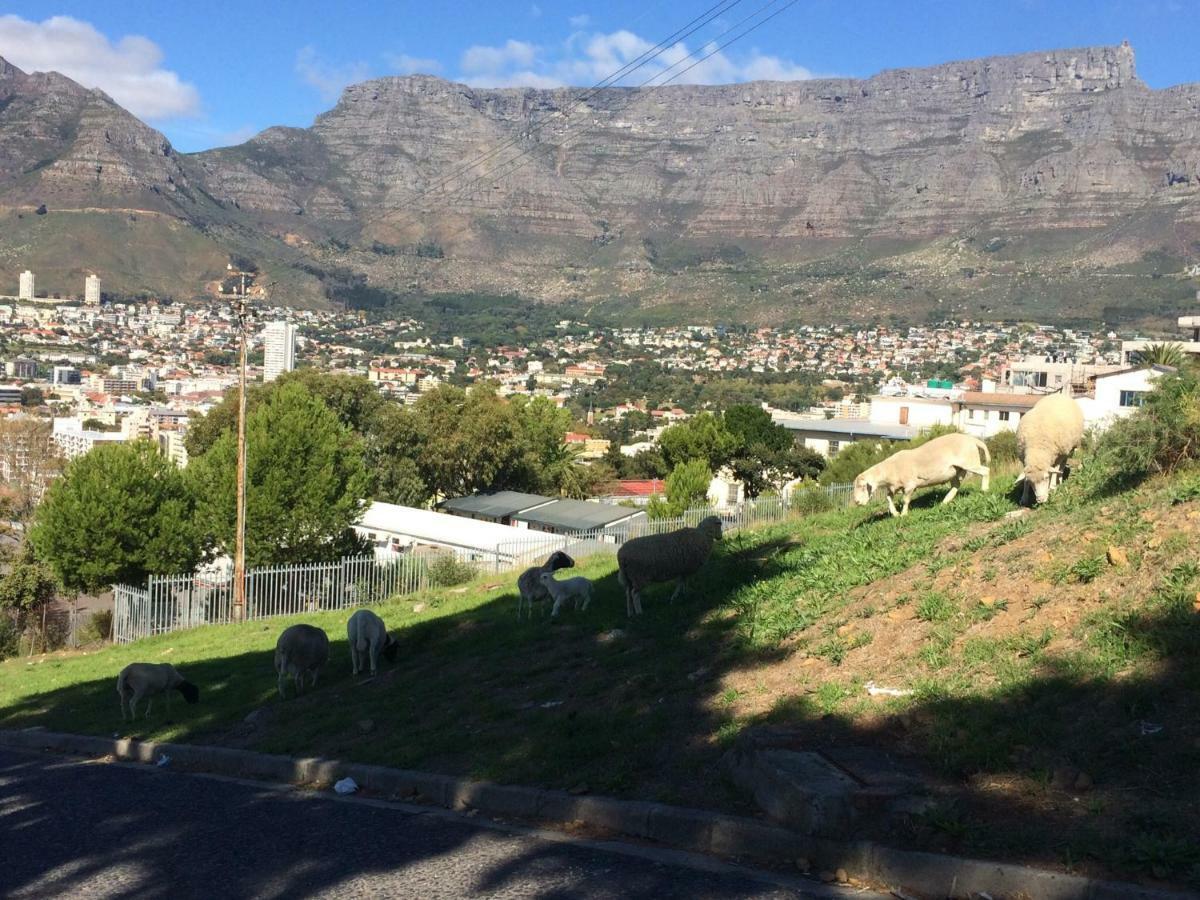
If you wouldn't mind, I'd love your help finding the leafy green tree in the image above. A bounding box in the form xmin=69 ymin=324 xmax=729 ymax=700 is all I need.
xmin=30 ymin=441 xmax=202 ymax=591
xmin=658 ymin=413 xmax=738 ymax=471
xmin=723 ymin=405 xmax=794 ymax=455
xmin=1137 ymin=342 xmax=1186 ymax=368
xmin=189 ymin=382 xmax=370 ymax=566
xmin=0 ymin=545 xmax=58 ymax=656
xmin=648 ymin=459 xmax=712 ymax=519
xmin=818 ymin=440 xmax=893 ymax=486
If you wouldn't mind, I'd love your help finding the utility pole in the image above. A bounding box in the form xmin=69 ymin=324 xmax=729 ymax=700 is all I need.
xmin=222 ymin=265 xmax=255 ymax=622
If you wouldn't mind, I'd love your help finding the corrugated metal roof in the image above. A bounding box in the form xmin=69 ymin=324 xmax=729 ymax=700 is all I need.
xmin=439 ymin=491 xmax=554 ymax=519
xmin=773 ymin=416 xmax=917 ymax=440
xmin=513 ymin=499 xmax=646 ymax=531
xmin=357 ymin=502 xmax=560 ymax=555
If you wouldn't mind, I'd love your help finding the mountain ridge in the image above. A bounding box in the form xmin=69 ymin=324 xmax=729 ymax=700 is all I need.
xmin=1 ymin=44 xmax=1197 ymax=324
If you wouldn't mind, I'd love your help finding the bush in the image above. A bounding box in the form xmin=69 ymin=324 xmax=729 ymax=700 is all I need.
xmin=819 ymin=440 xmax=891 ymax=485
xmin=77 ymin=609 xmax=113 ymax=644
xmin=986 ymin=429 xmax=1020 ymax=464
xmin=427 ymin=554 xmax=476 ymax=588
xmin=0 ymin=616 xmax=18 ymax=661
xmin=790 ymin=483 xmax=834 ymax=515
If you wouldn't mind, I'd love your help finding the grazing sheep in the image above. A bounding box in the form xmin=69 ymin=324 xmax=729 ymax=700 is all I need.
xmin=116 ymin=663 xmax=199 ymax=721
xmin=616 ymin=515 xmax=723 ymax=616
xmin=538 ymin=571 xmax=594 ymax=616
xmin=516 ymin=550 xmax=575 ymax=618
xmin=1015 ymin=392 xmax=1084 ymax=505
xmin=274 ymin=624 xmax=330 ymax=699
xmin=346 ymin=608 xmax=398 ymax=676
xmin=853 ymin=432 xmax=991 ymax=517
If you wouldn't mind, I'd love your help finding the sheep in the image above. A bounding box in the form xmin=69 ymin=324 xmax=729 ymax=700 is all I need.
xmin=516 ymin=550 xmax=575 ymax=618
xmin=116 ymin=663 xmax=199 ymax=721
xmin=853 ymin=432 xmax=990 ymax=517
xmin=538 ymin=571 xmax=594 ymax=616
xmin=1015 ymin=392 xmax=1084 ymax=505
xmin=274 ymin=623 xmax=330 ymax=699
xmin=346 ymin=608 xmax=398 ymax=676
xmin=616 ymin=515 xmax=723 ymax=616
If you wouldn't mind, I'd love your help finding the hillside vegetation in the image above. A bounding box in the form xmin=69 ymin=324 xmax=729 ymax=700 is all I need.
xmin=3 ymin=454 xmax=1198 ymax=885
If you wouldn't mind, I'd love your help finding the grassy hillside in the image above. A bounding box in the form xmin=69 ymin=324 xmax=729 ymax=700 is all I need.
xmin=2 ymin=469 xmax=1198 ymax=886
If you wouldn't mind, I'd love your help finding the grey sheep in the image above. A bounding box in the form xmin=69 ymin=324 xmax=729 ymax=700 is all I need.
xmin=1016 ymin=393 xmax=1084 ymax=505
xmin=117 ymin=662 xmax=199 ymax=720
xmin=347 ymin=608 xmax=398 ymax=676
xmin=274 ymin=623 xmax=330 ymax=699
xmin=617 ymin=516 xmax=723 ymax=616
xmin=516 ymin=550 xmax=575 ymax=618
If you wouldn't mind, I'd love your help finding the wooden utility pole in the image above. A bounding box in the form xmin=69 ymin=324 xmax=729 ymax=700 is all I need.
xmin=222 ymin=266 xmax=255 ymax=622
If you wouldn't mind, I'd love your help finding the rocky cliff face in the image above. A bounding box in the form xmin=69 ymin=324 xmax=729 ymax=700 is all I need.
xmin=2 ymin=44 xmax=1197 ymax=322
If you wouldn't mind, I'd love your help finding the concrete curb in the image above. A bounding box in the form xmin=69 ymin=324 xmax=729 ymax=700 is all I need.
xmin=1 ymin=728 xmax=1193 ymax=900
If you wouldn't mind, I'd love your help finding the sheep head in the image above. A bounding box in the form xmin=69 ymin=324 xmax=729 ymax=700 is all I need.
xmin=1022 ymin=463 xmax=1060 ymax=504
xmin=177 ymin=681 xmax=200 ymax=704
xmin=697 ymin=516 xmax=723 ymax=542
xmin=546 ymin=551 xmax=575 ymax=571
xmin=852 ymin=473 xmax=874 ymax=506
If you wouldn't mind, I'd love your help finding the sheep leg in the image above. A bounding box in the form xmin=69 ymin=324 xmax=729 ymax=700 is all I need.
xmin=633 ymin=589 xmax=643 ymax=616
xmin=886 ymin=492 xmax=900 ymax=517
xmin=128 ymin=694 xmax=139 ymax=720
xmin=370 ymin=642 xmax=380 ymax=676
xmin=669 ymin=579 xmax=685 ymax=603
xmin=900 ymin=490 xmax=912 ymax=516
xmin=144 ymin=696 xmax=153 ymax=719
xmin=277 ymin=672 xmax=288 ymax=699
xmin=942 ymin=473 xmax=961 ymax=505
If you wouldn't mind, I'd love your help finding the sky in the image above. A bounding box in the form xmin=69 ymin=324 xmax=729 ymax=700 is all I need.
xmin=1 ymin=1 xmax=1198 ymax=153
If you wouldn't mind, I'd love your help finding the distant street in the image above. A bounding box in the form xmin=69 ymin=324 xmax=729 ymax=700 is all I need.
xmin=0 ymin=748 xmax=862 ymax=899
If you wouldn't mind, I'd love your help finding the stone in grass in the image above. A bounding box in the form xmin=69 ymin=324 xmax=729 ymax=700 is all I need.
xmin=1106 ymin=546 xmax=1129 ymax=567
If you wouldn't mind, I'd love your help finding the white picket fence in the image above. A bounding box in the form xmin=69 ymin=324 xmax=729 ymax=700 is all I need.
xmin=111 ymin=483 xmax=853 ymax=644
xmin=112 ymin=554 xmax=430 ymax=644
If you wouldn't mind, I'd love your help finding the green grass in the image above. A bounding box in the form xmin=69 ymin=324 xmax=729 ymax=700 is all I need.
xmin=3 ymin=472 xmax=1199 ymax=885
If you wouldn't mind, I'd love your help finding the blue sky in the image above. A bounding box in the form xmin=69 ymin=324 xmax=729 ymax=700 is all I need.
xmin=2 ymin=1 xmax=1198 ymax=152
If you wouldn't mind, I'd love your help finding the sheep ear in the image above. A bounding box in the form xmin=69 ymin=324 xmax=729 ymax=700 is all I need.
xmin=1014 ymin=472 xmax=1026 ymax=483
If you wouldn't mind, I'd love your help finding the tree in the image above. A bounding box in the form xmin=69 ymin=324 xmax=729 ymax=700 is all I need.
xmin=189 ymin=381 xmax=370 ymax=566
xmin=29 ymin=441 xmax=202 ymax=592
xmin=0 ymin=417 xmax=63 ymax=526
xmin=0 ymin=545 xmax=58 ymax=655
xmin=648 ymin=459 xmax=712 ymax=519
xmin=819 ymin=440 xmax=892 ymax=486
xmin=1138 ymin=342 xmax=1186 ymax=368
xmin=20 ymin=386 xmax=44 ymax=408
xmin=658 ymin=413 xmax=738 ymax=471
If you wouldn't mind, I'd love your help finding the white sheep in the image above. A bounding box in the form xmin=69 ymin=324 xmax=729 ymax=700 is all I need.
xmin=1015 ymin=392 xmax=1084 ymax=505
xmin=538 ymin=571 xmax=594 ymax=616
xmin=853 ymin=432 xmax=990 ymax=517
xmin=274 ymin=623 xmax=330 ymax=699
xmin=616 ymin=515 xmax=723 ymax=616
xmin=116 ymin=663 xmax=199 ymax=721
xmin=346 ymin=608 xmax=398 ymax=676
xmin=516 ymin=550 xmax=575 ymax=618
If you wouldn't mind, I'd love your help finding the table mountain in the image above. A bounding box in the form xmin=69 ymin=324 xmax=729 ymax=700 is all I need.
xmin=2 ymin=44 xmax=1197 ymax=323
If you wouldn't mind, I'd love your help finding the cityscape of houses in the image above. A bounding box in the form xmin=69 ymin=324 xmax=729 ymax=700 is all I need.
xmin=3 ymin=267 xmax=1199 ymax=559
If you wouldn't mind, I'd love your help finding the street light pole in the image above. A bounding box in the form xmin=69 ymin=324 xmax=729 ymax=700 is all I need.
xmin=225 ymin=267 xmax=254 ymax=623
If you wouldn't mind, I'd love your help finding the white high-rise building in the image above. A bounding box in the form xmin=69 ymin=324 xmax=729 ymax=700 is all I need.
xmin=18 ymin=270 xmax=35 ymax=301
xmin=84 ymin=274 xmax=101 ymax=305
xmin=262 ymin=321 xmax=297 ymax=382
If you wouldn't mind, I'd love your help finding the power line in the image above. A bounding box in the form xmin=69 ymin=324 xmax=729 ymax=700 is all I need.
xmin=419 ymin=0 xmax=798 ymax=213
xmin=407 ymin=0 xmax=745 ymax=206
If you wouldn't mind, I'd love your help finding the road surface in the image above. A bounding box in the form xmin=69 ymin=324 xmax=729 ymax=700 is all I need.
xmin=0 ymin=747 xmax=864 ymax=899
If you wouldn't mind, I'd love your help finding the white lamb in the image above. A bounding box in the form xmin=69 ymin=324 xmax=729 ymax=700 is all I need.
xmin=616 ymin=516 xmax=723 ymax=616
xmin=853 ymin=432 xmax=990 ymax=517
xmin=274 ymin=623 xmax=330 ymax=699
xmin=346 ymin=608 xmax=399 ymax=676
xmin=1015 ymin=392 xmax=1084 ymax=505
xmin=116 ymin=662 xmax=199 ymax=720
xmin=516 ymin=550 xmax=574 ymax=618
xmin=538 ymin=571 xmax=593 ymax=616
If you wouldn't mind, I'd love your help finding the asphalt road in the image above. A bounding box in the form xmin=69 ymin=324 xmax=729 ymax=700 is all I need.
xmin=0 ymin=748 xmax=863 ymax=899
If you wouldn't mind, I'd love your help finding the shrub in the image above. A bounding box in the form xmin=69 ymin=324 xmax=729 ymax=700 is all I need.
xmin=985 ymin=429 xmax=1020 ymax=464
xmin=427 ymin=554 xmax=476 ymax=588
xmin=791 ymin=483 xmax=834 ymax=515
xmin=0 ymin=616 xmax=18 ymax=661
xmin=77 ymin=609 xmax=113 ymax=644
xmin=819 ymin=440 xmax=891 ymax=485
xmin=1097 ymin=369 xmax=1200 ymax=481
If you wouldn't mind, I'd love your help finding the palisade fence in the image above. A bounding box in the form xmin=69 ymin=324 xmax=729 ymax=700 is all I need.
xmin=494 ymin=482 xmax=854 ymax=571
xmin=111 ymin=482 xmax=853 ymax=644
xmin=112 ymin=554 xmax=430 ymax=644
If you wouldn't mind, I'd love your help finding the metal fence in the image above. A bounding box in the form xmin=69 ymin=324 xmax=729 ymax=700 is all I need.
xmin=112 ymin=553 xmax=431 ymax=644
xmin=493 ymin=483 xmax=854 ymax=572
xmin=111 ymin=483 xmax=853 ymax=643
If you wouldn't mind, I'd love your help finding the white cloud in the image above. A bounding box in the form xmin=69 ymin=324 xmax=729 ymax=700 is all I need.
xmin=295 ymin=46 xmax=371 ymax=102
xmin=455 ymin=30 xmax=816 ymax=89
xmin=0 ymin=14 xmax=199 ymax=120
xmin=568 ymin=14 xmax=591 ymax=28
xmin=387 ymin=53 xmax=442 ymax=75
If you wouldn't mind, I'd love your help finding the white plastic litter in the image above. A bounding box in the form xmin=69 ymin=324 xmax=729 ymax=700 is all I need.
xmin=156 ymin=754 xmax=171 ymax=767
xmin=865 ymin=681 xmax=913 ymax=698
xmin=1138 ymin=721 xmax=1164 ymax=736
xmin=334 ymin=777 xmax=359 ymax=795
xmin=539 ymin=701 xmax=564 ymax=709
